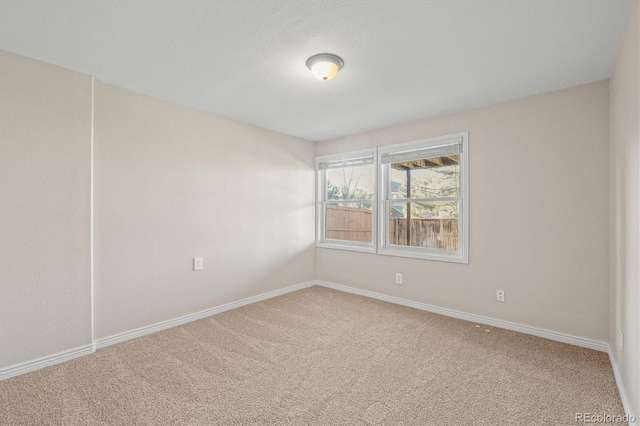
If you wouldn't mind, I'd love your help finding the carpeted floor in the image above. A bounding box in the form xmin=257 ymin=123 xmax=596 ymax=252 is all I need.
xmin=0 ymin=286 xmax=624 ymax=425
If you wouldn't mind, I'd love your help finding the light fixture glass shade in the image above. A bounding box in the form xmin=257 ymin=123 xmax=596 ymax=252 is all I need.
xmin=311 ymin=61 xmax=339 ymax=81
xmin=306 ymin=54 xmax=344 ymax=81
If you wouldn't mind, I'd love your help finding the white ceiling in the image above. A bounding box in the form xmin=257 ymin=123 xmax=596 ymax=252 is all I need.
xmin=0 ymin=0 xmax=633 ymax=142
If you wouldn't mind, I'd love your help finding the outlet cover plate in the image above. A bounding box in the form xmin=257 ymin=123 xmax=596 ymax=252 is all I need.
xmin=194 ymin=257 xmax=203 ymax=271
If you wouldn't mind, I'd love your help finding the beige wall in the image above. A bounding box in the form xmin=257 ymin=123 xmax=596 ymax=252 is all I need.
xmin=93 ymin=82 xmax=315 ymax=339
xmin=0 ymin=51 xmax=92 ymax=367
xmin=0 ymin=25 xmax=634 ymax=415
xmin=316 ymin=81 xmax=610 ymax=342
xmin=0 ymin=49 xmax=315 ymax=370
xmin=609 ymin=0 xmax=639 ymax=418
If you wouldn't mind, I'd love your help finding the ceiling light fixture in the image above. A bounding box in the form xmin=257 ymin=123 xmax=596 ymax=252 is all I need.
xmin=306 ymin=53 xmax=344 ymax=81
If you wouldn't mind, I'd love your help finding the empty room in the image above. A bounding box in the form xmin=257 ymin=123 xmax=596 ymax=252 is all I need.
xmin=0 ymin=1 xmax=638 ymax=425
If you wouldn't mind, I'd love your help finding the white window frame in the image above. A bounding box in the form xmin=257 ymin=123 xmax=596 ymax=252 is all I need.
xmin=316 ymin=148 xmax=377 ymax=253
xmin=377 ymin=132 xmax=469 ymax=263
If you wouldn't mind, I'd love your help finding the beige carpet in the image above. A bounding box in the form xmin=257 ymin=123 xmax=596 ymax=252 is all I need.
xmin=0 ymin=286 xmax=624 ymax=425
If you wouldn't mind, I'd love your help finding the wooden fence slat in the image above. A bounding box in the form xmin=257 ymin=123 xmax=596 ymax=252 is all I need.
xmin=325 ymin=205 xmax=457 ymax=249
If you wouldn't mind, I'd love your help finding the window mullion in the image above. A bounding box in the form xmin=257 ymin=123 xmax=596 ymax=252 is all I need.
xmin=386 ymin=197 xmax=459 ymax=203
xmin=325 ymin=199 xmax=373 ymax=205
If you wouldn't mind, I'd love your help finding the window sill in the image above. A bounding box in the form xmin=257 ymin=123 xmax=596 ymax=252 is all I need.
xmin=378 ymin=247 xmax=468 ymax=264
xmin=316 ymin=241 xmax=376 ymax=254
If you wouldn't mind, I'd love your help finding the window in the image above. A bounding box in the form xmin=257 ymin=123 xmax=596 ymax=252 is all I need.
xmin=316 ymin=149 xmax=376 ymax=252
xmin=315 ymin=132 xmax=468 ymax=263
xmin=378 ymin=132 xmax=468 ymax=263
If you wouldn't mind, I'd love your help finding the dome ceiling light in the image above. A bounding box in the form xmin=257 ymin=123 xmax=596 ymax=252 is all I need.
xmin=306 ymin=53 xmax=344 ymax=81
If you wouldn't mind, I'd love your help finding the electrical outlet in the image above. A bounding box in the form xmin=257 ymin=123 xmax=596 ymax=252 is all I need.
xmin=395 ymin=273 xmax=403 ymax=285
xmin=496 ymin=289 xmax=505 ymax=302
xmin=193 ymin=257 xmax=203 ymax=271
xmin=618 ymin=330 xmax=624 ymax=352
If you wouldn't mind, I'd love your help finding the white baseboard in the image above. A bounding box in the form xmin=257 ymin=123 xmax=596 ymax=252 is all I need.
xmin=0 ymin=343 xmax=95 ymax=381
xmin=315 ymin=280 xmax=609 ymax=352
xmin=0 ymin=278 xmax=616 ymax=395
xmin=95 ymin=281 xmax=314 ymax=349
xmin=315 ymin=282 xmax=638 ymax=421
xmin=608 ymin=348 xmax=638 ymax=425
xmin=1 ymin=281 xmax=313 ymax=381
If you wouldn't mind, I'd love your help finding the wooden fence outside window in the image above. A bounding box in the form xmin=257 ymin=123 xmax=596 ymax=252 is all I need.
xmin=325 ymin=205 xmax=458 ymax=250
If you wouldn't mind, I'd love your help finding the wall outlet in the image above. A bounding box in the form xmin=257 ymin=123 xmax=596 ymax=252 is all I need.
xmin=618 ymin=330 xmax=624 ymax=352
xmin=395 ymin=273 xmax=403 ymax=285
xmin=496 ymin=289 xmax=505 ymax=302
xmin=193 ymin=257 xmax=203 ymax=271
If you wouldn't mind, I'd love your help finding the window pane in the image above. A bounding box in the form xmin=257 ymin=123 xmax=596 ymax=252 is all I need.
xmin=389 ymin=155 xmax=459 ymax=199
xmin=325 ymin=203 xmax=372 ymax=242
xmin=388 ymin=201 xmax=458 ymax=249
xmin=326 ymin=164 xmax=374 ymax=201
